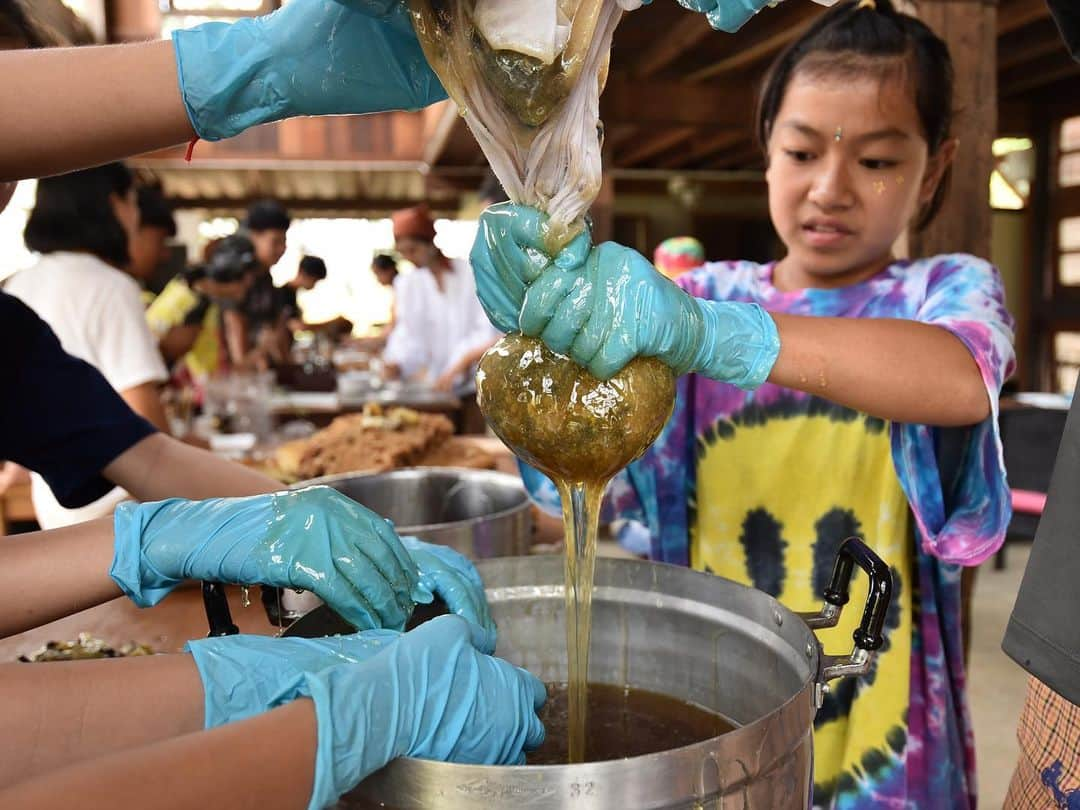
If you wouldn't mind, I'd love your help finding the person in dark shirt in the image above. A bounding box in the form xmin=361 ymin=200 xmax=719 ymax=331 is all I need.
xmin=0 ymin=2 xmax=543 ymax=806
xmin=278 ymin=254 xmax=353 ymax=338
xmin=1001 ymin=4 xmax=1080 ymax=806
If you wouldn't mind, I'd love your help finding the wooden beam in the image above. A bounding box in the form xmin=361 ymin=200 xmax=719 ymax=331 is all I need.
xmin=684 ymin=4 xmax=819 ymax=83
xmin=602 ymin=76 xmax=756 ymax=129
xmin=657 ymin=130 xmax=746 ymax=169
xmin=1001 ymin=52 xmax=1080 ymax=96
xmin=909 ymin=1 xmax=996 ymax=260
xmin=634 ymin=13 xmax=713 ymax=78
xmin=603 ymin=123 xmax=638 ymax=153
xmin=710 ymin=142 xmax=763 ymax=170
xmin=421 ymin=101 xmax=462 ymax=168
xmin=998 ymin=0 xmax=1051 ymax=35
xmin=616 ymin=127 xmax=697 ymax=167
xmin=998 ymin=20 xmax=1070 ymax=71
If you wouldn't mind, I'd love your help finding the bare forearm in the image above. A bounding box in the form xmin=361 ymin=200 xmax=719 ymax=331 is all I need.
xmin=0 ymin=42 xmax=194 ymax=182
xmin=0 ymin=699 xmax=317 ymax=810
xmin=159 ymin=325 xmax=201 ymax=363
xmin=224 ymin=310 xmax=250 ymax=367
xmin=768 ymin=314 xmax=990 ymax=426
xmin=103 ymin=433 xmax=281 ymax=501
xmin=0 ymin=518 xmax=120 ymax=636
xmin=0 ymin=655 xmax=204 ymax=786
xmin=121 ymin=382 xmax=172 ymax=434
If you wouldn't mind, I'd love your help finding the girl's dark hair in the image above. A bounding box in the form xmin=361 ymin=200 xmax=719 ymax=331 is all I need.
xmin=372 ymin=253 xmax=398 ymax=273
xmin=299 ymin=254 xmax=328 ymax=281
xmin=245 ymin=199 xmax=291 ymax=233
xmin=186 ymin=233 xmax=257 ymax=284
xmin=24 ymin=162 xmax=134 ymax=268
xmin=756 ymin=0 xmax=954 ymax=231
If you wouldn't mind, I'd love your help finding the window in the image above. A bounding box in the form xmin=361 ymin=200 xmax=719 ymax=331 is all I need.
xmin=1060 ymin=117 xmax=1080 ymax=188
xmin=1055 ymin=333 xmax=1080 ymax=395
xmin=991 ymin=138 xmax=1033 ymax=210
xmin=160 ymin=0 xmax=275 ymax=37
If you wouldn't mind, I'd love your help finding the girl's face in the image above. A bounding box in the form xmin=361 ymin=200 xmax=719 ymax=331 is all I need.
xmin=765 ymin=70 xmax=955 ymax=289
xmin=396 ymin=237 xmax=435 ymax=269
xmin=251 ymin=228 xmax=288 ymax=269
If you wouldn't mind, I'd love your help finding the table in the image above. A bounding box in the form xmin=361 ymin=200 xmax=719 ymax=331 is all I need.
xmin=269 ymin=387 xmax=461 ymax=429
xmin=0 ymin=584 xmax=277 ymax=662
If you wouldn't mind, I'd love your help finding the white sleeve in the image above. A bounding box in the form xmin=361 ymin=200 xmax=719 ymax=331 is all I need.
xmin=382 ymin=275 xmax=428 ymax=379
xmin=91 ymin=276 xmax=168 ymax=392
xmin=445 ymin=272 xmax=502 ymax=370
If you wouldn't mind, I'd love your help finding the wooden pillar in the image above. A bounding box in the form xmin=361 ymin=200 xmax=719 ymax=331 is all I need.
xmin=591 ymin=147 xmax=616 ymax=244
xmin=908 ymin=0 xmax=998 ymax=260
xmin=909 ymin=0 xmax=998 ymax=667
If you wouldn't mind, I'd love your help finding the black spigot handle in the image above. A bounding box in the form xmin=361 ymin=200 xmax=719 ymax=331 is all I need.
xmin=822 ymin=537 xmax=893 ymax=652
xmin=202 ymin=581 xmax=239 ymax=637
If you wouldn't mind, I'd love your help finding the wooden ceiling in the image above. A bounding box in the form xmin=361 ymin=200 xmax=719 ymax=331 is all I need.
xmin=429 ymin=0 xmax=1078 ymax=175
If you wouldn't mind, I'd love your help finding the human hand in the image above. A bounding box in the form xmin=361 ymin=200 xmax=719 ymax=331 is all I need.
xmin=172 ymin=0 xmax=446 ymax=141
xmin=111 ymin=486 xmax=421 ymax=631
xmin=401 ymin=537 xmax=495 ymax=636
xmin=672 ymin=0 xmax=779 ymax=32
xmin=470 ymin=203 xmax=591 ymax=334
xmin=521 ymin=239 xmax=780 ymax=384
xmin=472 ymin=204 xmax=779 ymax=384
xmin=432 ymin=370 xmax=457 ymax=393
xmin=186 ymin=629 xmax=403 ymax=729
xmin=300 ymin=615 xmax=545 ymax=809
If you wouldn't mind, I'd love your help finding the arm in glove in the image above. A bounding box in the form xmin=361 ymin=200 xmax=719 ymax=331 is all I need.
xmin=471 ymin=203 xmax=780 ymax=385
xmin=402 ymin=536 xmax=496 ymax=635
xmin=303 ymin=615 xmax=545 ymax=809
xmin=110 ymin=485 xmax=420 ymax=631
xmin=671 ymin=0 xmax=778 ymax=33
xmin=173 ymin=0 xmax=447 ymax=141
xmin=189 ymin=615 xmax=545 ymax=810
xmin=186 ymin=629 xmax=408 ymax=729
xmin=470 ymin=203 xmax=591 ymax=333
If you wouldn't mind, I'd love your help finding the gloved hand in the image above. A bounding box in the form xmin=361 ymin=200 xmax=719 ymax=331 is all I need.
xmin=671 ymin=0 xmax=779 ymax=32
xmin=186 ymin=629 xmax=405 ymax=728
xmin=111 ymin=486 xmax=420 ymax=632
xmin=172 ymin=0 xmax=447 ymax=142
xmin=470 ymin=203 xmax=591 ymax=334
xmin=401 ymin=537 xmax=496 ymax=635
xmin=471 ymin=204 xmax=780 ymax=386
xmin=190 ymin=616 xmax=547 ymax=810
xmin=307 ymin=615 xmax=545 ymax=808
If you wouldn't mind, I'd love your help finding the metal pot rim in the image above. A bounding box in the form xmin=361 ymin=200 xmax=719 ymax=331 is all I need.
xmin=384 ymin=555 xmax=823 ymax=774
xmin=292 ymin=466 xmax=532 ymax=533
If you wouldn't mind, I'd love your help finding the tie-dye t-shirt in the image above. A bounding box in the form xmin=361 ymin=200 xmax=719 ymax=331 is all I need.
xmin=523 ymin=254 xmax=1015 ymax=809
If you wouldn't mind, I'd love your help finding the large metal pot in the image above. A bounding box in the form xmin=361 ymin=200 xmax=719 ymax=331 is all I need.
xmin=327 ymin=539 xmax=891 ymax=810
xmin=296 ymin=467 xmax=533 ymax=559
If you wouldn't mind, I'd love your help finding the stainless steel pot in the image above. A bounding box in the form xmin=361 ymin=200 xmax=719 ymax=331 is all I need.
xmin=325 ymin=538 xmax=891 ymax=810
xmin=295 ymin=467 xmax=533 ymax=559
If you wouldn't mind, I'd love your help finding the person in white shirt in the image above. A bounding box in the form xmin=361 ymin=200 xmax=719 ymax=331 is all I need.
xmin=5 ymin=162 xmax=169 ymax=528
xmin=383 ymin=204 xmax=500 ymax=395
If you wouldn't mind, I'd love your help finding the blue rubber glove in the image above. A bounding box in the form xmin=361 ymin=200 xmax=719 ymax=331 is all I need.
xmin=470 ymin=203 xmax=591 ymax=334
xmin=674 ymin=0 xmax=778 ymax=32
xmin=305 ymin=615 xmax=545 ymax=808
xmin=471 ymin=203 xmax=780 ymax=386
xmin=186 ymin=629 xmax=405 ymax=729
xmin=172 ymin=0 xmax=446 ymax=142
xmin=401 ymin=536 xmax=496 ymax=635
xmin=111 ymin=486 xmax=421 ymax=632
xmin=190 ymin=616 xmax=546 ymax=810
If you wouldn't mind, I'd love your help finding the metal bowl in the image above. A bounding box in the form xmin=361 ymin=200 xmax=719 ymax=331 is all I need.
xmin=295 ymin=467 xmax=532 ymax=559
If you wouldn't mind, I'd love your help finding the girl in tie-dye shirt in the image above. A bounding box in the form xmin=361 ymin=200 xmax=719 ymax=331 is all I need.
xmin=478 ymin=1 xmax=1016 ymax=807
